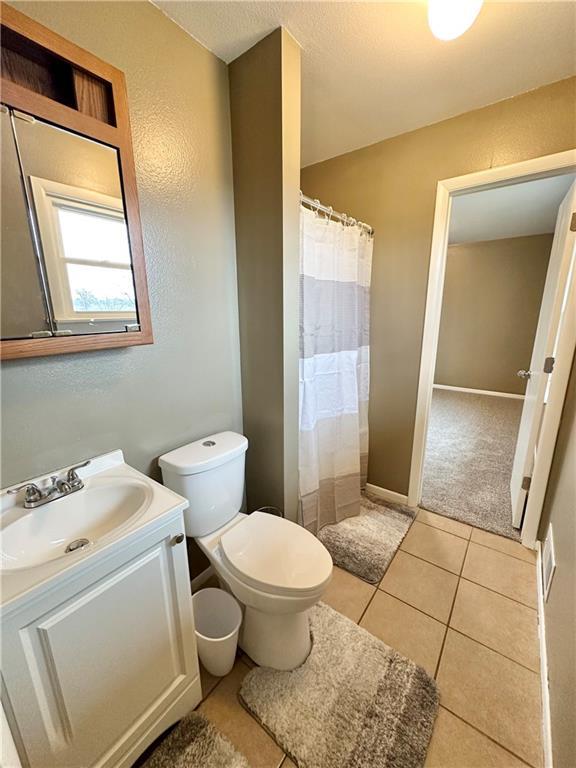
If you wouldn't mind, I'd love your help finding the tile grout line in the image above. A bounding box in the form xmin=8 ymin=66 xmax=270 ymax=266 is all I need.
xmin=380 ymin=548 xmax=461 ymax=582
xmin=356 ymin=582 xmax=380 ymax=626
xmin=415 ymin=516 xmax=473 ymax=541
xmin=447 ymin=627 xmax=541 ymax=676
xmin=375 ymin=588 xmax=447 ymax=627
xmin=470 ymin=538 xmax=538 ymax=565
xmin=416 ymin=514 xmax=538 ymax=565
xmin=348 ymin=548 xmax=536 ymax=671
xmin=433 ymin=536 xmax=541 ymax=766
xmin=459 ymin=575 xmax=538 ymax=611
xmin=378 ymin=586 xmax=452 ymax=624
xmin=407 ymin=522 xmax=537 ymax=569
xmin=433 ymin=535 xmax=471 ymax=679
xmin=397 ymin=545 xmax=537 ymax=610
xmin=355 ymin=540 xmax=410 ymax=626
xmin=368 ymin=582 xmax=539 ymax=675
xmin=399 ymin=544 xmax=463 ymax=576
xmin=199 ymin=657 xmax=251 ymax=708
xmin=199 ymin=674 xmax=224 ymax=705
xmin=440 ymin=704 xmax=539 ymax=768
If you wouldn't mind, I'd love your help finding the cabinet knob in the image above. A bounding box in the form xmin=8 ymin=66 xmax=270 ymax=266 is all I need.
xmin=171 ymin=533 xmax=185 ymax=546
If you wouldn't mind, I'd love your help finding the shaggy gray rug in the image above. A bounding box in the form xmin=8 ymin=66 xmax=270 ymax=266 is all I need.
xmin=421 ymin=389 xmax=522 ymax=540
xmin=317 ymin=493 xmax=416 ymax=583
xmin=142 ymin=712 xmax=249 ymax=768
xmin=240 ymin=603 xmax=439 ymax=768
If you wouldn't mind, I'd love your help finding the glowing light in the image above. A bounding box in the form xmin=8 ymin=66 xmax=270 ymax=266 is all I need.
xmin=428 ymin=0 xmax=484 ymax=41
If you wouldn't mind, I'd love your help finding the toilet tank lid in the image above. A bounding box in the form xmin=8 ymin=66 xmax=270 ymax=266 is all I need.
xmin=159 ymin=431 xmax=248 ymax=475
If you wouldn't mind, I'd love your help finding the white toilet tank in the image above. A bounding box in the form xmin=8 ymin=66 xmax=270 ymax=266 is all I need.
xmin=159 ymin=431 xmax=248 ymax=537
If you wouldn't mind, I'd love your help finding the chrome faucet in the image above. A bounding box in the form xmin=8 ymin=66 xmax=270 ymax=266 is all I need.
xmin=8 ymin=461 xmax=91 ymax=509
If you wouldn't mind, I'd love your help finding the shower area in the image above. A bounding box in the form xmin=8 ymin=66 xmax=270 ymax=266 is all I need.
xmin=296 ymin=194 xmax=414 ymax=584
xmin=297 ymin=194 xmax=374 ymax=534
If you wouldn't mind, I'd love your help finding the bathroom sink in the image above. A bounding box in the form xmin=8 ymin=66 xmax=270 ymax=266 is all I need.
xmin=0 ymin=477 xmax=153 ymax=572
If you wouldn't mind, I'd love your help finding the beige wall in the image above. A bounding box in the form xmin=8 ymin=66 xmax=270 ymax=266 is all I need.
xmin=435 ymin=235 xmax=552 ymax=394
xmin=1 ymin=110 xmax=49 ymax=339
xmin=228 ymin=29 xmax=301 ymax=521
xmin=2 ymin=1 xmax=242 ymax=528
xmin=15 ymin=116 xmax=121 ymax=198
xmin=538 ymin=353 xmax=576 ymax=768
xmin=301 ymin=77 xmax=576 ymax=493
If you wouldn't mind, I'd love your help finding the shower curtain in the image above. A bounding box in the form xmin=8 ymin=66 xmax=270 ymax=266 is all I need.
xmin=298 ymin=204 xmax=373 ymax=534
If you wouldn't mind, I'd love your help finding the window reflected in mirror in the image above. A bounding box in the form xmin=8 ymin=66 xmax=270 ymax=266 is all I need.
xmin=30 ymin=175 xmax=136 ymax=334
xmin=1 ymin=108 xmax=140 ymax=339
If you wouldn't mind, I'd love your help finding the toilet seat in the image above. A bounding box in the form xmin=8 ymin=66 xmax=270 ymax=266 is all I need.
xmin=219 ymin=512 xmax=332 ymax=598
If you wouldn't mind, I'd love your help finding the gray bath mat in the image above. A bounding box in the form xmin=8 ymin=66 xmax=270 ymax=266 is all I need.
xmin=318 ymin=493 xmax=416 ymax=583
xmin=142 ymin=712 xmax=249 ymax=768
xmin=240 ymin=603 xmax=439 ymax=768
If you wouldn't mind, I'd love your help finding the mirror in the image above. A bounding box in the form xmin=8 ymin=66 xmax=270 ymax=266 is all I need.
xmin=1 ymin=108 xmax=140 ymax=339
xmin=1 ymin=108 xmax=52 ymax=339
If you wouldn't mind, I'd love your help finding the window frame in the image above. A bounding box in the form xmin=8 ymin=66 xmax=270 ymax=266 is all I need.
xmin=30 ymin=175 xmax=137 ymax=324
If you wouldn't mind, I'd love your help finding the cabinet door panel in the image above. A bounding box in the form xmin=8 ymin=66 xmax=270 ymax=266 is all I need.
xmin=2 ymin=519 xmax=198 ymax=768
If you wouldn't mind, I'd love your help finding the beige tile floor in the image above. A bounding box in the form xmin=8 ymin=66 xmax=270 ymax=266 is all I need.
xmin=190 ymin=510 xmax=541 ymax=768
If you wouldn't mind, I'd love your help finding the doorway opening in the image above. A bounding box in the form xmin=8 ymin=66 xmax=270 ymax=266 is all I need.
xmin=409 ymin=151 xmax=576 ymax=547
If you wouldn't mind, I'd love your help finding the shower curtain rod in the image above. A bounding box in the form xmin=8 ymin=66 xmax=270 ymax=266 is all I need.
xmin=300 ymin=192 xmax=374 ymax=236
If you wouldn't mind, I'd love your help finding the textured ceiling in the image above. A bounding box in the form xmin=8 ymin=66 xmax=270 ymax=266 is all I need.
xmin=449 ymin=173 xmax=576 ymax=244
xmin=156 ymin=1 xmax=576 ymax=167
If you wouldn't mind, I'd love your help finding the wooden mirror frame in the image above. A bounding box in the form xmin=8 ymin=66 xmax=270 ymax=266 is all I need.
xmin=0 ymin=3 xmax=153 ymax=359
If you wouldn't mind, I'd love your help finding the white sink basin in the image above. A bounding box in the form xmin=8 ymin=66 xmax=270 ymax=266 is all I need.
xmin=0 ymin=477 xmax=153 ymax=571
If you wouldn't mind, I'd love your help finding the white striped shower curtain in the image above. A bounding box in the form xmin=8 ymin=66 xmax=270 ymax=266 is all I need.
xmin=298 ymin=205 xmax=373 ymax=533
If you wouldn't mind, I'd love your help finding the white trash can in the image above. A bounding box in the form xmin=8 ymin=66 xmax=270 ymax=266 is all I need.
xmin=192 ymin=588 xmax=243 ymax=677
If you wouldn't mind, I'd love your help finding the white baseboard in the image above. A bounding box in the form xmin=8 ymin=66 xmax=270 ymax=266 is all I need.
xmin=433 ymin=384 xmax=525 ymax=400
xmin=190 ymin=565 xmax=215 ymax=592
xmin=365 ymin=483 xmax=409 ymax=506
xmin=536 ymin=542 xmax=553 ymax=768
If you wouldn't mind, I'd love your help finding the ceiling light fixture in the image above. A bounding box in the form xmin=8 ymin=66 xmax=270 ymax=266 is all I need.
xmin=428 ymin=0 xmax=484 ymax=41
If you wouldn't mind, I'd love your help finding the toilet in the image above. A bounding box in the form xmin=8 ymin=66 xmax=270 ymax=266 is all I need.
xmin=159 ymin=431 xmax=333 ymax=670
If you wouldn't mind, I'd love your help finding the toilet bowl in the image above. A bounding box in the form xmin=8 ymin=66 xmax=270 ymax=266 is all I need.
xmin=197 ymin=511 xmax=332 ymax=669
xmin=159 ymin=432 xmax=333 ymax=670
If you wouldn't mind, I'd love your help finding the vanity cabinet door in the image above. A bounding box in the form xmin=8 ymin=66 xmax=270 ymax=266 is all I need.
xmin=1 ymin=516 xmax=200 ymax=768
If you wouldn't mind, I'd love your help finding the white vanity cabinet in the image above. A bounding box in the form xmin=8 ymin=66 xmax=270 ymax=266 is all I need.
xmin=1 ymin=511 xmax=201 ymax=768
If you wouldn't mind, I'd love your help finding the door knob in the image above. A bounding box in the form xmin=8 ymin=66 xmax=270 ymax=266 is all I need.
xmin=517 ymin=370 xmax=532 ymax=380
xmin=171 ymin=533 xmax=185 ymax=546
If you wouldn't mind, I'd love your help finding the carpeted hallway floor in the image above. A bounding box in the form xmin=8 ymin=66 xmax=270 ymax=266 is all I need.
xmin=421 ymin=388 xmax=523 ymax=540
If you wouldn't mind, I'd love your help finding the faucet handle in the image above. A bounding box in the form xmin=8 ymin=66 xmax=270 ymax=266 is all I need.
xmin=7 ymin=483 xmax=43 ymax=503
xmin=66 ymin=460 xmax=91 ymax=487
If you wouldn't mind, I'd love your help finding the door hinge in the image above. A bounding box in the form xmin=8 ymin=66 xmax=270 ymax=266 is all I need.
xmin=522 ymin=476 xmax=532 ymax=492
xmin=544 ymin=356 xmax=555 ymax=374
xmin=571 ymin=212 xmax=576 ymax=232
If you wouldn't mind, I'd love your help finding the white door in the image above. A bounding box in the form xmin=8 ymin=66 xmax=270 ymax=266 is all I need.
xmin=510 ymin=180 xmax=576 ymax=526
